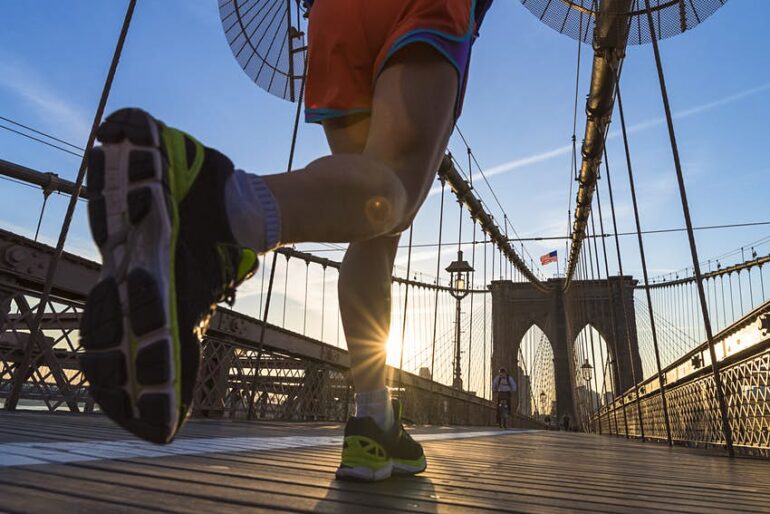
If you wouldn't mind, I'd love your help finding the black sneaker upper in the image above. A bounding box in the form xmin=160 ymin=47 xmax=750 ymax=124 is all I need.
xmin=342 ymin=399 xmax=424 ymax=462
xmin=389 ymin=399 xmax=424 ymax=461
xmin=174 ymin=144 xmax=246 ymax=415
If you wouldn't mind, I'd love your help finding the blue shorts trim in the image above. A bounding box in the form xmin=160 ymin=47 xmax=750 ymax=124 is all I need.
xmin=305 ymin=107 xmax=371 ymax=124
xmin=379 ymin=35 xmax=463 ymax=80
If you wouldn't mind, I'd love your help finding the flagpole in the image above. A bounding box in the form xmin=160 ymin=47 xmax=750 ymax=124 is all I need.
xmin=556 ymin=255 xmax=560 ymax=278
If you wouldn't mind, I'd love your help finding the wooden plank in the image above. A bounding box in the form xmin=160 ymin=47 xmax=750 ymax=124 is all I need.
xmin=2 ymin=412 xmax=770 ymax=514
xmin=0 ymin=482 xmax=154 ymax=514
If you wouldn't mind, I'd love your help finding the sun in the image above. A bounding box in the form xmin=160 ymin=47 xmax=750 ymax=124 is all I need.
xmin=385 ymin=328 xmax=403 ymax=367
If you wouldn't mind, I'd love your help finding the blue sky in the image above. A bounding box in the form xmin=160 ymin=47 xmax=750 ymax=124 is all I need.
xmin=1 ymin=1 xmax=769 ymax=383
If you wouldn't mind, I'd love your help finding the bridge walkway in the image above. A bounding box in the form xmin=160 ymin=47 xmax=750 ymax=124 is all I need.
xmin=1 ymin=412 xmax=768 ymax=513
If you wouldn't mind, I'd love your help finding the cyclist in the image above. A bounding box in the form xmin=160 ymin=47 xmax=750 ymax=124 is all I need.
xmin=492 ymin=368 xmax=517 ymax=428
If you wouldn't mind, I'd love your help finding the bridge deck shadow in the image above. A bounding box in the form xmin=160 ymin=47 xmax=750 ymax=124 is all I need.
xmin=0 ymin=412 xmax=768 ymax=513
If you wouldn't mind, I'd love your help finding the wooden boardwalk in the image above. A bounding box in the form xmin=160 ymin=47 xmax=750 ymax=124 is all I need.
xmin=1 ymin=412 xmax=768 ymax=513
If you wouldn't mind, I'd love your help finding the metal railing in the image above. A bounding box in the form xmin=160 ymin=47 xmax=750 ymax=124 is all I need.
xmin=0 ymin=227 xmax=543 ymax=428
xmin=592 ymin=299 xmax=770 ymax=455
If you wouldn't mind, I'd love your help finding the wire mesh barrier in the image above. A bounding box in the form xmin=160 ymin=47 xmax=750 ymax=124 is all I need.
xmin=592 ymin=301 xmax=770 ymax=455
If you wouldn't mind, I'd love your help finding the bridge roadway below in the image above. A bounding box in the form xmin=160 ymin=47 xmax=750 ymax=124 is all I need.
xmin=1 ymin=412 xmax=769 ymax=513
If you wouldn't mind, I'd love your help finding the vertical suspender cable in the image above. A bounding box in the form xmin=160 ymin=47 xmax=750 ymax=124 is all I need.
xmin=282 ymin=254 xmax=290 ymax=326
xmin=429 ymin=181 xmax=446 ymax=417
xmin=603 ymin=150 xmax=645 ymax=441
xmin=6 ymin=0 xmax=137 ymax=412
xmin=250 ymin=18 xmax=309 ymax=419
xmin=586 ymin=215 xmax=602 ymax=434
xmin=302 ymin=261 xmax=309 ymax=335
xmin=643 ymin=0 xmax=734 ymax=456
xmin=398 ymin=225 xmax=415 ymax=393
xmin=483 ymin=237 xmax=489 ymax=398
xmin=320 ymin=265 xmax=327 ymax=340
xmin=615 ymin=84 xmax=672 ymax=446
xmin=591 ymin=202 xmax=620 ymax=435
xmin=467 ymin=221 xmax=477 ymax=390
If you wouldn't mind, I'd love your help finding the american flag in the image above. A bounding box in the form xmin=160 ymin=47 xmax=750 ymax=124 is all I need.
xmin=540 ymin=250 xmax=558 ymax=266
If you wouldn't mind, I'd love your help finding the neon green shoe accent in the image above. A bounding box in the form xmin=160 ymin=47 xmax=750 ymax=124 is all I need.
xmin=161 ymin=125 xmax=205 ymax=202
xmin=339 ymin=435 xmax=392 ymax=471
xmin=236 ymin=249 xmax=258 ymax=284
xmin=160 ymin=124 xmax=204 ymax=421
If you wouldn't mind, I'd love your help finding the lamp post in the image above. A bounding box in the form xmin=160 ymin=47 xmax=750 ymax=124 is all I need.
xmin=446 ymin=250 xmax=474 ymax=390
xmin=580 ymin=358 xmax=594 ymax=412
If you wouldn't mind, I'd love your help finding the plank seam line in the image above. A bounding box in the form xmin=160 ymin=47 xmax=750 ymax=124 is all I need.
xmin=0 ymin=429 xmax=539 ymax=468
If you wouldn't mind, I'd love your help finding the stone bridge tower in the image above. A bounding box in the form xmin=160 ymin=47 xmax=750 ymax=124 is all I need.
xmin=490 ymin=277 xmax=641 ymax=422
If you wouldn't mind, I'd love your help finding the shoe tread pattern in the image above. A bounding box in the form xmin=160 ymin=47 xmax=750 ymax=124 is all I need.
xmin=80 ymin=108 xmax=179 ymax=444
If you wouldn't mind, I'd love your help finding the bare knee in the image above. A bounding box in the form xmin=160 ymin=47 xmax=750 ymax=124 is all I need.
xmin=361 ymin=160 xmax=409 ymax=235
xmin=310 ymin=154 xmax=408 ymax=236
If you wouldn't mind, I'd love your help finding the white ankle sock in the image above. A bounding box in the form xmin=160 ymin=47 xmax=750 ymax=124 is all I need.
xmin=224 ymin=169 xmax=281 ymax=252
xmin=354 ymin=388 xmax=394 ymax=431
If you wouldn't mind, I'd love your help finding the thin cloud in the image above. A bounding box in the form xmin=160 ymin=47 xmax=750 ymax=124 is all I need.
xmin=0 ymin=57 xmax=90 ymax=143
xmin=432 ymin=81 xmax=770 ymax=196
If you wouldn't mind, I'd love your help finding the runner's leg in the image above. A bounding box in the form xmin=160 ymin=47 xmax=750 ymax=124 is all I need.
xmin=338 ymin=44 xmax=457 ymax=400
xmin=257 ymin=44 xmax=456 ymax=248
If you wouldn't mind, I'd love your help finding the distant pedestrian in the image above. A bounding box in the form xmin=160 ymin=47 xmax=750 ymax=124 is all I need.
xmin=492 ymin=368 xmax=517 ymax=427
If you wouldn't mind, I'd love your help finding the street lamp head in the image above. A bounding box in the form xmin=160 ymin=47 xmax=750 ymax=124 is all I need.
xmin=446 ymin=250 xmax=474 ymax=299
xmin=581 ymin=359 xmax=593 ymax=382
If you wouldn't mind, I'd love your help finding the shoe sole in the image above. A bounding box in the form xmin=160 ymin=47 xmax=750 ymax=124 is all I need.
xmin=392 ymin=457 xmax=427 ymax=475
xmin=80 ymin=108 xmax=180 ymax=444
xmin=335 ymin=462 xmax=393 ymax=482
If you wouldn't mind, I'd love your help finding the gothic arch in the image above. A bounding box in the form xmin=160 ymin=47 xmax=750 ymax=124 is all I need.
xmin=491 ymin=276 xmax=642 ymax=423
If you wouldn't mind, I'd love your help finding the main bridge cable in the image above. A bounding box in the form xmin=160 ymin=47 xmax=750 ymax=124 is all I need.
xmin=438 ymin=156 xmax=548 ymax=292
xmin=563 ymin=0 xmax=633 ymax=290
xmin=614 ymin=79 xmax=673 ymax=446
xmin=647 ymin=233 xmax=770 ymax=285
xmin=642 ymin=0 xmax=734 ymax=457
xmin=4 ymin=0 xmax=138 ymax=412
xmin=454 ymin=126 xmax=545 ymax=280
xmin=643 ymin=253 xmax=770 ymax=289
xmin=566 ymin=5 xmax=588 ymax=258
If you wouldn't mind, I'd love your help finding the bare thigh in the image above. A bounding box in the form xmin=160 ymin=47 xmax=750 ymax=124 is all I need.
xmin=364 ymin=43 xmax=458 ymax=228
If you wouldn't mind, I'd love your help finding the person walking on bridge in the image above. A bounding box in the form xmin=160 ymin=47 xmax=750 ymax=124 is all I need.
xmin=80 ymin=0 xmax=493 ymax=482
xmin=492 ymin=368 xmax=517 ymax=427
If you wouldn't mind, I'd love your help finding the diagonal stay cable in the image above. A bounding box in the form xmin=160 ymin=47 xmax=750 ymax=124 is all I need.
xmin=643 ymin=0 xmax=734 ymax=456
xmin=5 ymin=0 xmax=137 ymax=412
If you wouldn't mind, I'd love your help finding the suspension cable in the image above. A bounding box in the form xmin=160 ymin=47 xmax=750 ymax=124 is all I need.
xmin=5 ymin=0 xmax=137 ymax=412
xmin=250 ymin=10 xmax=308 ymax=418
xmin=615 ymin=81 xmax=673 ymax=446
xmin=430 ymin=181 xmax=447 ymax=385
xmin=643 ymin=0 xmax=734 ymax=457
xmin=397 ymin=224 xmax=415 ymax=393
xmin=603 ymin=148 xmax=645 ymax=441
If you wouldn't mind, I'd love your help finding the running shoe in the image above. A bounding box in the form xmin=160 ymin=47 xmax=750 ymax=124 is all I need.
xmin=335 ymin=399 xmax=426 ymax=481
xmin=335 ymin=415 xmax=394 ymax=481
xmin=79 ymin=108 xmax=257 ymax=444
xmin=389 ymin=399 xmax=427 ymax=476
